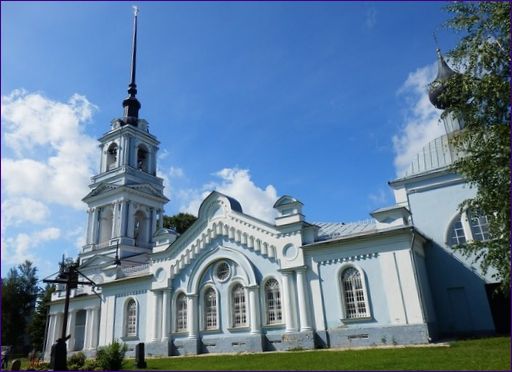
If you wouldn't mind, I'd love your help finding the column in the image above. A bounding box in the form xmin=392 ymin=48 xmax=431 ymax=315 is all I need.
xmin=280 ymin=271 xmax=296 ymax=332
xmin=91 ymin=306 xmax=101 ymax=348
xmin=161 ymin=290 xmax=170 ymax=341
xmin=187 ymin=294 xmax=198 ymax=339
xmin=99 ymin=145 xmax=105 ymax=172
xmin=119 ymin=202 xmax=127 ymax=238
xmin=45 ymin=314 xmax=56 ymax=354
xmin=296 ymin=268 xmax=312 ymax=331
xmin=248 ymin=285 xmax=261 ymax=334
xmin=152 ymin=291 xmax=162 ymax=342
xmin=95 ymin=209 xmax=101 ymax=244
xmin=54 ymin=313 xmax=63 ymax=342
xmin=111 ymin=202 xmax=119 ymax=239
xmin=66 ymin=310 xmax=76 ymax=351
xmin=89 ymin=208 xmax=98 ymax=245
xmin=85 ymin=209 xmax=93 ymax=245
xmin=83 ymin=308 xmax=91 ymax=350
xmin=150 ymin=208 xmax=156 ymax=241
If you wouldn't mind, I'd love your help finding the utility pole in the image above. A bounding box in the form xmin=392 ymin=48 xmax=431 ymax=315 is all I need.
xmin=43 ymin=256 xmax=98 ymax=370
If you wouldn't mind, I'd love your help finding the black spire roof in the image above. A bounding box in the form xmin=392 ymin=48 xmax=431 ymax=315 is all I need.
xmin=428 ymin=48 xmax=459 ymax=110
xmin=122 ymin=6 xmax=141 ymax=125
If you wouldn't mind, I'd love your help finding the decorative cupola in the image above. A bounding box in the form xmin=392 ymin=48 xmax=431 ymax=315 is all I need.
xmin=122 ymin=6 xmax=141 ymax=126
xmin=428 ymin=48 xmax=465 ymax=134
xmin=273 ymin=195 xmax=304 ymax=226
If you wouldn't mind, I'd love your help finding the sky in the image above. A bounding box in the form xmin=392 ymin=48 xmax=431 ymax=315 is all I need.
xmin=1 ymin=1 xmax=459 ymax=280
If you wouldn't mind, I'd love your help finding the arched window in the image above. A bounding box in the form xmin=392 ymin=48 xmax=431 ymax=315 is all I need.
xmin=176 ymin=293 xmax=187 ymax=332
xmin=265 ymin=279 xmax=282 ymax=324
xmin=204 ymin=288 xmax=217 ymax=330
xmin=341 ymin=267 xmax=369 ymax=319
xmin=137 ymin=145 xmax=148 ymax=172
xmin=469 ymin=213 xmax=490 ymax=241
xmin=232 ymin=284 xmax=247 ymax=327
xmin=448 ymin=214 xmax=466 ymax=246
xmin=106 ymin=143 xmax=118 ymax=171
xmin=126 ymin=299 xmax=137 ymax=337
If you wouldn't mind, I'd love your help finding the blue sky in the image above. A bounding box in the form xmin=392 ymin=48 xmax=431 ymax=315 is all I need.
xmin=1 ymin=1 xmax=457 ymax=279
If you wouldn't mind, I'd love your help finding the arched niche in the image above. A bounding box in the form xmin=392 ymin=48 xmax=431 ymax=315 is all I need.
xmin=106 ymin=143 xmax=118 ymax=171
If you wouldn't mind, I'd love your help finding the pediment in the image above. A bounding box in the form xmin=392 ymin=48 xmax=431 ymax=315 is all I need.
xmin=152 ymin=193 xmax=283 ymax=280
xmin=82 ymin=182 xmax=119 ymax=201
xmin=127 ymin=183 xmax=165 ymax=198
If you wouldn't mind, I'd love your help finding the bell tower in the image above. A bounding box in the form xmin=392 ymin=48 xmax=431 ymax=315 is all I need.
xmin=80 ymin=7 xmax=168 ymax=266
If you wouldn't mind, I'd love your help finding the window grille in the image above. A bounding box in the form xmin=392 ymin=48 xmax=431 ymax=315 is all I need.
xmin=204 ymin=288 xmax=217 ymax=330
xmin=232 ymin=284 xmax=247 ymax=327
xmin=176 ymin=293 xmax=187 ymax=332
xmin=126 ymin=299 xmax=137 ymax=336
xmin=265 ymin=279 xmax=282 ymax=324
xmin=342 ymin=268 xmax=368 ymax=319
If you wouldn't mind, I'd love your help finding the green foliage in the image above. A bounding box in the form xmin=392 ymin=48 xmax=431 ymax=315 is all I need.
xmin=28 ymin=284 xmax=55 ymax=352
xmin=95 ymin=340 xmax=127 ymax=370
xmin=441 ymin=2 xmax=510 ymax=293
xmin=80 ymin=358 xmax=101 ymax=371
xmin=136 ymin=337 xmax=510 ymax=371
xmin=1 ymin=261 xmax=40 ymax=353
xmin=67 ymin=352 xmax=86 ymax=370
xmin=163 ymin=212 xmax=197 ymax=234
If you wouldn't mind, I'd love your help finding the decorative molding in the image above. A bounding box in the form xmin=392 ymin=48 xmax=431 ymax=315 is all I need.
xmin=115 ymin=289 xmax=147 ymax=298
xmin=319 ymin=253 xmax=378 ymax=266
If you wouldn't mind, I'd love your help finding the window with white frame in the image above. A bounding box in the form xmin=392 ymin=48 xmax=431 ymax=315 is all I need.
xmin=204 ymin=287 xmax=217 ymax=330
xmin=341 ymin=267 xmax=369 ymax=319
xmin=447 ymin=211 xmax=490 ymax=246
xmin=126 ymin=299 xmax=137 ymax=337
xmin=448 ymin=214 xmax=466 ymax=246
xmin=469 ymin=213 xmax=490 ymax=241
xmin=176 ymin=293 xmax=187 ymax=332
xmin=232 ymin=284 xmax=247 ymax=327
xmin=265 ymin=279 xmax=282 ymax=324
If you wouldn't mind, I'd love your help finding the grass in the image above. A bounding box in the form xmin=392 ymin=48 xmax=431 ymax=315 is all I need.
xmin=122 ymin=337 xmax=510 ymax=370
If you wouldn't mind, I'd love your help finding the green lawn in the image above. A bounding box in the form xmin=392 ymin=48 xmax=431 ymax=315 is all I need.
xmin=125 ymin=337 xmax=510 ymax=370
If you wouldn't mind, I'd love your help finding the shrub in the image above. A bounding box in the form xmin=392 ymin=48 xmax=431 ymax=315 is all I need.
xmin=68 ymin=352 xmax=86 ymax=370
xmin=79 ymin=358 xmax=100 ymax=371
xmin=95 ymin=340 xmax=127 ymax=370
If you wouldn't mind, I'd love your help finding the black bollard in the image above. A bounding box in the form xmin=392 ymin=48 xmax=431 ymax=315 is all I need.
xmin=135 ymin=343 xmax=147 ymax=368
xmin=50 ymin=338 xmax=68 ymax=371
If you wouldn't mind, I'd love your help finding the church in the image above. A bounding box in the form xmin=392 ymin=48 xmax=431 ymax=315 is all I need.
xmin=44 ymin=10 xmax=498 ymax=359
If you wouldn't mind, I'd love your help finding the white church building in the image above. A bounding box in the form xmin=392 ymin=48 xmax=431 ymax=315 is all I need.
xmin=44 ymin=11 xmax=498 ymax=359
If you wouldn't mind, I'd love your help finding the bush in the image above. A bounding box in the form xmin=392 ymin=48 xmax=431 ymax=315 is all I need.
xmin=95 ymin=340 xmax=127 ymax=370
xmin=68 ymin=352 xmax=86 ymax=370
xmin=80 ymin=358 xmax=101 ymax=371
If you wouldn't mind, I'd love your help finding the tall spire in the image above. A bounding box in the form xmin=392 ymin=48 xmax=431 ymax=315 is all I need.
xmin=122 ymin=6 xmax=141 ymax=125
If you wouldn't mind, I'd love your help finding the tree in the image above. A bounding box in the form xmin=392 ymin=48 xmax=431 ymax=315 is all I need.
xmin=28 ymin=284 xmax=55 ymax=352
xmin=441 ymin=2 xmax=510 ymax=293
xmin=1 ymin=261 xmax=40 ymax=352
xmin=163 ymin=213 xmax=197 ymax=234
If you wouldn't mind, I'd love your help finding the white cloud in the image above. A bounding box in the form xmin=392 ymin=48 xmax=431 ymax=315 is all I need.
xmin=2 ymin=227 xmax=61 ymax=265
xmin=1 ymin=90 xmax=98 ymax=209
xmin=2 ymin=197 xmax=50 ymax=226
xmin=181 ymin=168 xmax=279 ymax=223
xmin=393 ymin=63 xmax=444 ymax=176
